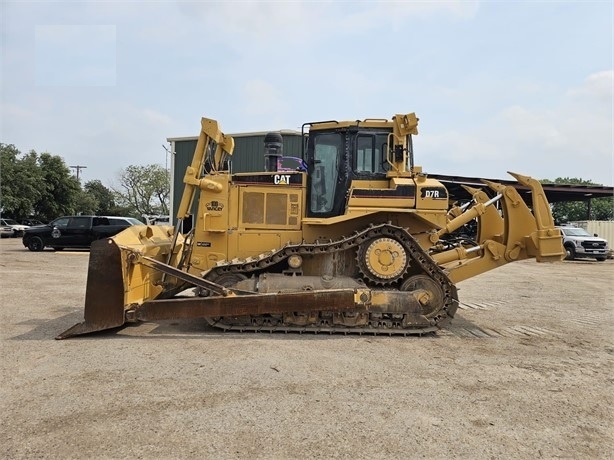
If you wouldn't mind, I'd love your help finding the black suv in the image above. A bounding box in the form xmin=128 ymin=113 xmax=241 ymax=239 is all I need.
xmin=22 ymin=215 xmax=144 ymax=251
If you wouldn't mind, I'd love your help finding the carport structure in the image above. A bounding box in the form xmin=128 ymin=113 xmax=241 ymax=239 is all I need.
xmin=430 ymin=174 xmax=613 ymax=219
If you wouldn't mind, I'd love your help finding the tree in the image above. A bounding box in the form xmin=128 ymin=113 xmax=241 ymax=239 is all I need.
xmin=2 ymin=144 xmax=154 ymax=222
xmin=1 ymin=144 xmax=43 ymax=218
xmin=83 ymin=180 xmax=115 ymax=215
xmin=34 ymin=153 xmax=81 ymax=220
xmin=74 ymin=189 xmax=99 ymax=215
xmin=543 ymin=177 xmax=614 ymax=223
xmin=114 ymin=164 xmax=170 ymax=217
xmin=1 ymin=145 xmax=81 ymax=221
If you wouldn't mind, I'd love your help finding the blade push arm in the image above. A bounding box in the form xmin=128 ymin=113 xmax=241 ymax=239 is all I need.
xmin=176 ymin=118 xmax=235 ymax=220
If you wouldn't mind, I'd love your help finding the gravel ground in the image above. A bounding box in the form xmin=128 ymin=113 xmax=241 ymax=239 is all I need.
xmin=1 ymin=237 xmax=613 ymax=459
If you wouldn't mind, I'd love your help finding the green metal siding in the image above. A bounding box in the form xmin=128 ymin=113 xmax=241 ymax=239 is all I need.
xmin=230 ymin=134 xmax=304 ymax=173
xmin=172 ymin=139 xmax=198 ymax=223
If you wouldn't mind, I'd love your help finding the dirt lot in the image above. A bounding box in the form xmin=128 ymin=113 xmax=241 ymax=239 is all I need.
xmin=1 ymin=237 xmax=612 ymax=459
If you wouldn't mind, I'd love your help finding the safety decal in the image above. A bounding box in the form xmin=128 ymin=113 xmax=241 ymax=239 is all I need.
xmin=206 ymin=201 xmax=224 ymax=211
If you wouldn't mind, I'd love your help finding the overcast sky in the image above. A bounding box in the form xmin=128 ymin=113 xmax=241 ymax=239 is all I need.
xmin=2 ymin=1 xmax=613 ymax=187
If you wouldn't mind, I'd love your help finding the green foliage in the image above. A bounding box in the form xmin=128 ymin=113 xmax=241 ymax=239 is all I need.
xmin=1 ymin=144 xmax=161 ymax=222
xmin=542 ymin=177 xmax=614 ymax=223
xmin=553 ymin=197 xmax=614 ymax=223
xmin=1 ymin=144 xmax=81 ymax=221
xmin=80 ymin=180 xmax=135 ymax=217
xmin=35 ymin=153 xmax=82 ymax=219
xmin=74 ymin=189 xmax=99 ymax=215
xmin=83 ymin=180 xmax=115 ymax=215
xmin=1 ymin=145 xmax=43 ymax=218
xmin=114 ymin=164 xmax=170 ymax=217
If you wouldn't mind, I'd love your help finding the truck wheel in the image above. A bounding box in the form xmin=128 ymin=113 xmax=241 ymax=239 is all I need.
xmin=27 ymin=237 xmax=44 ymax=252
xmin=596 ymin=257 xmax=606 ymax=262
xmin=564 ymin=245 xmax=575 ymax=261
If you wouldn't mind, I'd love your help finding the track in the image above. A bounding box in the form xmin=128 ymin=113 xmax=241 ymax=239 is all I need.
xmin=202 ymin=223 xmax=459 ymax=335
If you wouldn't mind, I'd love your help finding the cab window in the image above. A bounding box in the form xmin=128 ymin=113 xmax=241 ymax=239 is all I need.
xmin=310 ymin=133 xmax=342 ymax=214
xmin=355 ymin=134 xmax=388 ymax=174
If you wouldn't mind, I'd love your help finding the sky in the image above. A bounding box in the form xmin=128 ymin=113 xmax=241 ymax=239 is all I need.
xmin=1 ymin=0 xmax=613 ymax=188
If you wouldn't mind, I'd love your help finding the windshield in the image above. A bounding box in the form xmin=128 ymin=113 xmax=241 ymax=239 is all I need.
xmin=2 ymin=219 xmax=18 ymax=225
xmin=561 ymin=227 xmax=591 ymax=237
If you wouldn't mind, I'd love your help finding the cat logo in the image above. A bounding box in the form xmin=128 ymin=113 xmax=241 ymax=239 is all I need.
xmin=274 ymin=174 xmax=291 ymax=185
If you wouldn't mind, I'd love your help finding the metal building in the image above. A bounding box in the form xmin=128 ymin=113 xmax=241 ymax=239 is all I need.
xmin=166 ymin=130 xmax=303 ymax=227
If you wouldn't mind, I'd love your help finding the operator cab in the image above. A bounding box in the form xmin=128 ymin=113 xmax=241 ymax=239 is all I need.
xmin=304 ymin=123 xmax=405 ymax=218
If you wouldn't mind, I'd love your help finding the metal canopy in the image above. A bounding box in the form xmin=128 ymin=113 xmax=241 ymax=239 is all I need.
xmin=428 ymin=174 xmax=613 ymax=204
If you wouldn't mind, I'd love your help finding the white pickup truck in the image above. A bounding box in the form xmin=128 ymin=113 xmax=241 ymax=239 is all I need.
xmin=558 ymin=226 xmax=609 ymax=262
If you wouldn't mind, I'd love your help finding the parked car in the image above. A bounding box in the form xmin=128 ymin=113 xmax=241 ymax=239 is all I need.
xmin=19 ymin=218 xmax=46 ymax=227
xmin=22 ymin=215 xmax=144 ymax=251
xmin=0 ymin=218 xmax=30 ymax=237
xmin=558 ymin=226 xmax=609 ymax=261
xmin=1 ymin=224 xmax=14 ymax=238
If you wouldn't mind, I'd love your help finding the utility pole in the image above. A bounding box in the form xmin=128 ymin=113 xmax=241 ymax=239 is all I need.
xmin=162 ymin=144 xmax=173 ymax=177
xmin=162 ymin=144 xmax=174 ymax=219
xmin=70 ymin=165 xmax=87 ymax=180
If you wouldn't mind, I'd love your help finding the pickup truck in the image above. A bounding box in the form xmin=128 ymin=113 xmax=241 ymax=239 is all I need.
xmin=22 ymin=215 xmax=143 ymax=251
xmin=558 ymin=226 xmax=609 ymax=262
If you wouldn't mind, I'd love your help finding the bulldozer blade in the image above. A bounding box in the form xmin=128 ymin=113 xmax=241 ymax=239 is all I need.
xmin=56 ymin=239 xmax=126 ymax=339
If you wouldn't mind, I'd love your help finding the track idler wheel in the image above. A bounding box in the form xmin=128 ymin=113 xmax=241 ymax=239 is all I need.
xmin=203 ymin=272 xmax=250 ymax=327
xmin=357 ymin=237 xmax=408 ymax=285
xmin=400 ymin=275 xmax=444 ymax=316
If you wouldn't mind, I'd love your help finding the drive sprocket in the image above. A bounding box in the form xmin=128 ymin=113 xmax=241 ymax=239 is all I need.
xmin=357 ymin=237 xmax=408 ymax=285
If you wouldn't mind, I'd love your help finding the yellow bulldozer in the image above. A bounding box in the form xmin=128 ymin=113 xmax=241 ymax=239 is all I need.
xmin=58 ymin=112 xmax=565 ymax=339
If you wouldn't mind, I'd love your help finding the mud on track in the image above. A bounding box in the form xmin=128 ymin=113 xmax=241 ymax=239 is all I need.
xmin=1 ymin=238 xmax=613 ymax=459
